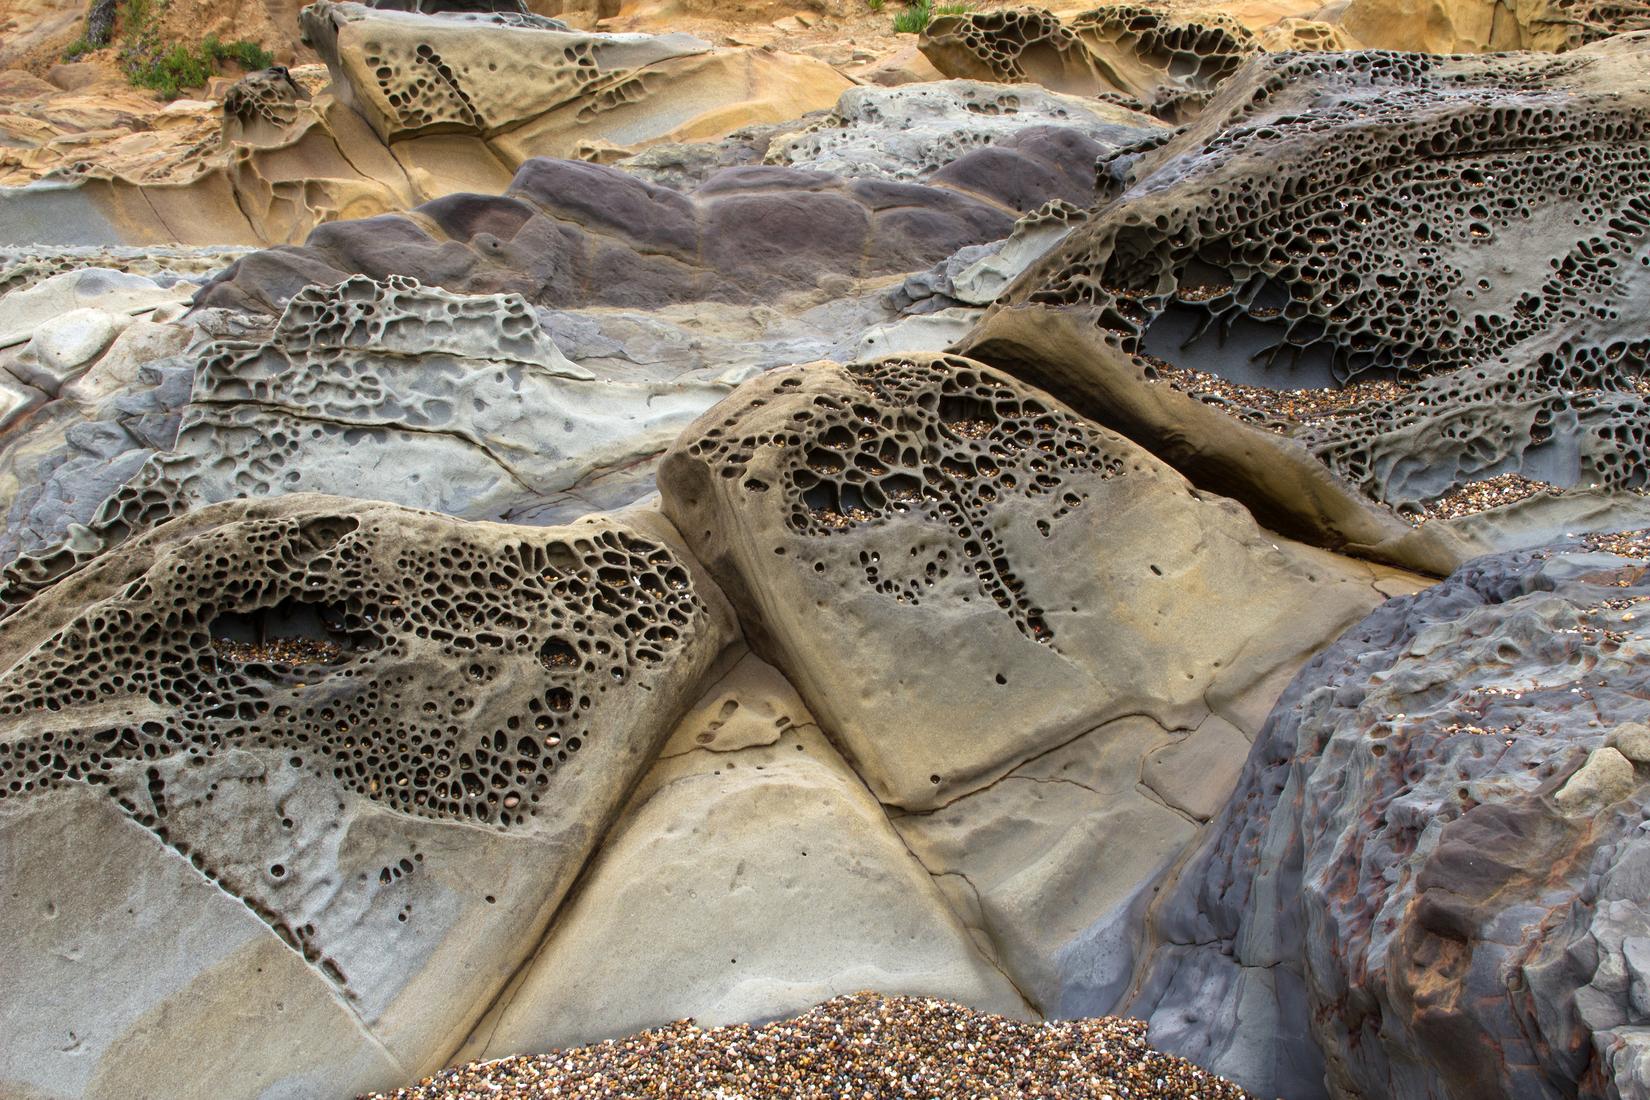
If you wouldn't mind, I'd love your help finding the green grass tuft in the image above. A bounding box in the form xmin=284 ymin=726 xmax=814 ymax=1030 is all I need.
xmin=891 ymin=0 xmax=931 ymax=33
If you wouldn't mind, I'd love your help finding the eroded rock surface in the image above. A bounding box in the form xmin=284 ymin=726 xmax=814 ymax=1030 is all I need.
xmin=192 ymin=120 xmax=1128 ymax=316
xmin=920 ymin=5 xmax=1266 ymax=120
xmin=0 ymin=493 xmax=736 ymax=1099
xmin=660 ymin=354 xmax=1400 ymax=809
xmin=0 ymin=275 xmax=745 ymax=611
xmin=1130 ymin=531 xmax=1650 ymax=1099
xmin=464 ymin=649 xmax=1028 ymax=1056
xmin=963 ymin=34 xmax=1650 ymax=574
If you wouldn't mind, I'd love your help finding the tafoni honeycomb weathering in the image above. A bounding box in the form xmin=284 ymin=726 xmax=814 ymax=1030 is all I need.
xmin=7 ymin=0 xmax=1650 ymax=1097
xmin=919 ymin=5 xmax=1265 ymax=120
xmin=0 ymin=275 xmax=732 ymax=615
xmin=962 ymin=32 xmax=1650 ymax=574
xmin=0 ymin=494 xmax=735 ymax=1099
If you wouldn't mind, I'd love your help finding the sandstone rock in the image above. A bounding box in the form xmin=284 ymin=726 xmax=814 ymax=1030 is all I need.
xmin=300 ymin=0 xmax=709 ymax=143
xmin=961 ymin=34 xmax=1650 ymax=574
xmin=0 ymin=493 xmax=737 ymax=1100
xmin=15 ymin=307 xmax=121 ymax=390
xmin=892 ymin=714 xmax=1196 ymax=1017
xmin=766 ymin=80 xmax=1163 ymax=182
xmin=1140 ymin=714 xmax=1250 ymax=821
xmin=919 ymin=8 xmax=1107 ymax=98
xmin=0 ymin=276 xmax=739 ymax=609
xmin=464 ymin=650 xmax=1027 ymax=1056
xmin=1611 ymin=721 xmax=1650 ymax=765
xmin=1130 ymin=532 xmax=1650 ymax=1098
xmin=918 ymin=5 xmax=1265 ymax=120
xmin=1065 ymin=4 xmax=1262 ymax=119
xmin=43 ymin=61 xmax=105 ymax=92
xmin=194 ymin=130 xmax=1110 ymax=314
xmin=1553 ymin=745 xmax=1636 ymax=813
xmin=659 ymin=353 xmax=1397 ymax=811
xmin=1339 ymin=0 xmax=1648 ymax=52
xmin=0 ymin=267 xmax=192 ymax=347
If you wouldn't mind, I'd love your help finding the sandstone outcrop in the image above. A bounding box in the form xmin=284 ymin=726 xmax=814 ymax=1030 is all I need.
xmin=0 ymin=275 xmax=736 ymax=611
xmin=7 ymin=0 xmax=1650 ymax=1092
xmin=1 ymin=3 xmax=852 ymax=247
xmin=0 ymin=493 xmax=737 ymax=1099
xmin=962 ymin=34 xmax=1650 ymax=575
xmin=191 ymin=129 xmax=1125 ymax=314
xmin=1129 ymin=530 xmax=1650 ymax=1099
xmin=462 ymin=650 xmax=1029 ymax=1056
xmin=657 ymin=352 xmax=1423 ymax=1019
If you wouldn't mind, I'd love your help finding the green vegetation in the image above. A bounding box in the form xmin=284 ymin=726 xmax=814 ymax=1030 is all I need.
xmin=124 ymin=35 xmax=274 ymax=97
xmin=63 ymin=0 xmax=273 ymax=98
xmin=866 ymin=0 xmax=884 ymax=11
xmin=892 ymin=0 xmax=969 ymax=33
xmin=891 ymin=0 xmax=930 ymax=32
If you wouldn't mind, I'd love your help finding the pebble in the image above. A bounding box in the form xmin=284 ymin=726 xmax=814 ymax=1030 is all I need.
xmin=363 ymin=992 xmax=1252 ymax=1100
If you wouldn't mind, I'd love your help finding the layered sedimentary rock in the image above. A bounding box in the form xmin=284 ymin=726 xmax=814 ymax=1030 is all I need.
xmin=0 ymin=493 xmax=737 ymax=1100
xmin=1131 ymin=531 xmax=1650 ymax=1099
xmin=962 ymin=34 xmax=1650 ymax=574
xmin=192 ymin=127 xmax=1121 ymax=314
xmin=0 ymin=3 xmax=852 ymax=247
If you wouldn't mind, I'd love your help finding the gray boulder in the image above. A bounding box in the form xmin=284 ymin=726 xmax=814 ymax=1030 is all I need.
xmin=1131 ymin=529 xmax=1650 ymax=1099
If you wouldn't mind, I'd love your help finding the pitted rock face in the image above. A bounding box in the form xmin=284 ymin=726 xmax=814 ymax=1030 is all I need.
xmin=0 ymin=494 xmax=735 ymax=1100
xmin=919 ymin=5 xmax=1266 ymax=120
xmin=677 ymin=354 xmax=1127 ymax=649
xmin=0 ymin=501 xmax=709 ymax=828
xmin=1130 ymin=534 xmax=1650 ymax=1099
xmin=1066 ymin=5 xmax=1261 ymax=121
xmin=193 ymin=136 xmax=1115 ymax=315
xmin=300 ymin=0 xmax=705 ymax=141
xmin=766 ymin=81 xmax=1164 ymax=184
xmin=660 ymin=353 xmax=1388 ymax=809
xmin=0 ymin=276 xmax=728 ymax=615
xmin=221 ymin=67 xmax=311 ymax=145
xmin=919 ymin=9 xmax=1107 ymax=98
xmin=963 ymin=34 xmax=1650 ymax=571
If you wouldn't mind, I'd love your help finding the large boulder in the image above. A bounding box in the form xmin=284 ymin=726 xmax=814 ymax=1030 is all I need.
xmin=1130 ymin=529 xmax=1650 ymax=1098
xmin=462 ymin=649 xmax=1028 ymax=1056
xmin=0 ymin=494 xmax=737 ymax=1099
xmin=657 ymin=352 xmax=1421 ymax=1016
xmin=961 ymin=34 xmax=1650 ymax=575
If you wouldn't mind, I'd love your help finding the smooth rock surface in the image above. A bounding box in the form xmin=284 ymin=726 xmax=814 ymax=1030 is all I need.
xmin=468 ymin=650 xmax=1028 ymax=1056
